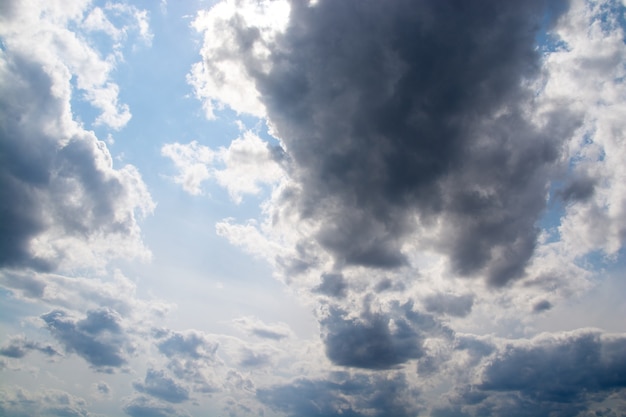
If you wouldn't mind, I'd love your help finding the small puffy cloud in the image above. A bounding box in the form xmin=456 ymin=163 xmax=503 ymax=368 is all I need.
xmin=321 ymin=302 xmax=450 ymax=370
xmin=41 ymin=308 xmax=132 ymax=370
xmin=161 ymin=141 xmax=215 ymax=196
xmin=133 ymin=369 xmax=190 ymax=404
xmin=162 ymin=131 xmax=283 ymax=202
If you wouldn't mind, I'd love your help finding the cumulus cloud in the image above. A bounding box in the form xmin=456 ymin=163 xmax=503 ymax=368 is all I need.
xmin=0 ymin=0 xmax=154 ymax=273
xmin=321 ymin=302 xmax=450 ymax=369
xmin=162 ymin=131 xmax=283 ymax=202
xmin=41 ymin=308 xmax=132 ymax=370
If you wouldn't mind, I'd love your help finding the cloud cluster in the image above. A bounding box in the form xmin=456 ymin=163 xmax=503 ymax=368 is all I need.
xmin=162 ymin=131 xmax=283 ymax=201
xmin=185 ymin=0 xmax=626 ymax=415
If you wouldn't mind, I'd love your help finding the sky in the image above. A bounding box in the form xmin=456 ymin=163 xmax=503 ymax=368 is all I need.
xmin=1 ymin=0 xmax=626 ymax=416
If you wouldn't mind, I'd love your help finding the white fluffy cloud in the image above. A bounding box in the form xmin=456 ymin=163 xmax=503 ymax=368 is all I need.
xmin=162 ymin=131 xmax=283 ymax=202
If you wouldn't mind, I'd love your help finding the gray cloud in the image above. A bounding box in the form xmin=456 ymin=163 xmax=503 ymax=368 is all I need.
xmin=436 ymin=330 xmax=626 ymax=417
xmin=41 ymin=308 xmax=130 ymax=370
xmin=321 ymin=301 xmax=450 ymax=369
xmin=480 ymin=331 xmax=626 ymax=402
xmin=134 ymin=369 xmax=190 ymax=404
xmin=257 ymin=372 xmax=419 ymax=417
xmin=313 ymin=273 xmax=348 ymax=299
xmin=424 ymin=293 xmax=474 ymax=317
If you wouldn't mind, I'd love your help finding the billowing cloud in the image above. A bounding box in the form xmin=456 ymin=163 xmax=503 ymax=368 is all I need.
xmin=321 ymin=302 xmax=450 ymax=369
xmin=195 ymin=0 xmax=576 ymax=286
xmin=0 ymin=0 xmax=154 ymax=273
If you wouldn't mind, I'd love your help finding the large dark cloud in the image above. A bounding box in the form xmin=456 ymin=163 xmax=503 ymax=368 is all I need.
xmin=221 ymin=0 xmax=574 ymax=285
xmin=257 ymin=372 xmax=419 ymax=417
xmin=41 ymin=308 xmax=130 ymax=370
xmin=321 ymin=301 xmax=450 ymax=369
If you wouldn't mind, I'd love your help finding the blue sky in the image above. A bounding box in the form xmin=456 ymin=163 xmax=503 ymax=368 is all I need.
xmin=1 ymin=0 xmax=626 ymax=416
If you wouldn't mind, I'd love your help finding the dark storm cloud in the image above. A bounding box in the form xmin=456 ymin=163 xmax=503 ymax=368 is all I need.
xmin=133 ymin=369 xmax=190 ymax=404
xmin=0 ymin=335 xmax=59 ymax=358
xmin=321 ymin=301 xmax=450 ymax=369
xmin=225 ymin=0 xmax=574 ymax=285
xmin=423 ymin=293 xmax=474 ymax=317
xmin=41 ymin=308 xmax=130 ymax=369
xmin=257 ymin=372 xmax=419 ymax=417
